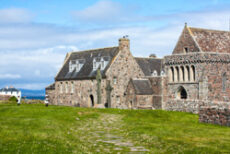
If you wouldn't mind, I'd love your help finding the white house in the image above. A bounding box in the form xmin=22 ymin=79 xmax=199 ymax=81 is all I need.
xmin=0 ymin=86 xmax=21 ymax=102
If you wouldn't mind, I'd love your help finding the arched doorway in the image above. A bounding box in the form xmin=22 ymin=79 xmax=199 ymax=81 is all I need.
xmin=177 ymin=86 xmax=187 ymax=99
xmin=90 ymin=94 xmax=94 ymax=107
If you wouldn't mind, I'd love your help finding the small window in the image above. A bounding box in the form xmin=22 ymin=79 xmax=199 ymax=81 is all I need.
xmin=71 ymin=82 xmax=74 ymax=93
xmin=65 ymin=82 xmax=68 ymax=93
xmin=101 ymin=61 xmax=104 ymax=69
xmin=60 ymin=83 xmax=63 ymax=93
xmin=222 ymin=73 xmax=227 ymax=92
xmin=113 ymin=77 xmax=117 ymax=84
xmin=184 ymin=47 xmax=189 ymax=53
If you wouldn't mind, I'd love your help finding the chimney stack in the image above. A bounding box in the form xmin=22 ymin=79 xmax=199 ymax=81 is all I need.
xmin=119 ymin=36 xmax=130 ymax=50
xmin=149 ymin=54 xmax=157 ymax=58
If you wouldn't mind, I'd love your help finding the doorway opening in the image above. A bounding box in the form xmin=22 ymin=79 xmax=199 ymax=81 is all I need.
xmin=90 ymin=94 xmax=94 ymax=107
xmin=177 ymin=86 xmax=187 ymax=99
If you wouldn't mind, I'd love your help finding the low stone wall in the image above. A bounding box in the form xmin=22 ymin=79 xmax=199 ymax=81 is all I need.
xmin=164 ymin=99 xmax=200 ymax=113
xmin=0 ymin=95 xmax=11 ymax=101
xmin=199 ymin=102 xmax=230 ymax=126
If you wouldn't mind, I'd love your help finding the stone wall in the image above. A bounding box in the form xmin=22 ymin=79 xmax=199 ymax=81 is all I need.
xmin=164 ymin=52 xmax=230 ymax=113
xmin=165 ymin=100 xmax=200 ymax=113
xmin=125 ymin=80 xmax=153 ymax=109
xmin=105 ymin=43 xmax=144 ymax=108
xmin=46 ymin=89 xmax=56 ymax=105
xmin=173 ymin=26 xmax=200 ymax=54
xmin=0 ymin=95 xmax=11 ymax=101
xmin=54 ymin=79 xmax=107 ymax=107
xmin=199 ymin=101 xmax=230 ymax=126
xmin=149 ymin=77 xmax=165 ymax=109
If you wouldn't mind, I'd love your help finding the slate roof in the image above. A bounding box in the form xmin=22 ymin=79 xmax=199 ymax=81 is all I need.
xmin=45 ymin=83 xmax=55 ymax=90
xmin=0 ymin=87 xmax=20 ymax=92
xmin=56 ymin=47 xmax=119 ymax=81
xmin=188 ymin=27 xmax=230 ymax=53
xmin=135 ymin=57 xmax=164 ymax=76
xmin=131 ymin=79 xmax=153 ymax=95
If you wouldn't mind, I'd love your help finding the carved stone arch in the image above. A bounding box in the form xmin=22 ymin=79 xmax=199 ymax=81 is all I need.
xmin=176 ymin=86 xmax=188 ymax=99
xmin=169 ymin=67 xmax=174 ymax=82
xmin=190 ymin=65 xmax=195 ymax=82
xmin=175 ymin=66 xmax=179 ymax=82
xmin=185 ymin=66 xmax=190 ymax=82
xmin=180 ymin=66 xmax=185 ymax=82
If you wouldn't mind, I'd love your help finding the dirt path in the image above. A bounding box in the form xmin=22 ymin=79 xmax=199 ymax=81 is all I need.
xmin=75 ymin=113 xmax=149 ymax=153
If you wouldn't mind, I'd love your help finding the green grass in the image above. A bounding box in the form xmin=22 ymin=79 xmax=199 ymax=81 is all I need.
xmin=0 ymin=103 xmax=230 ymax=154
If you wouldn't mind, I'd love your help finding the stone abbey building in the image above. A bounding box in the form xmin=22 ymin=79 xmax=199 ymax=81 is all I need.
xmin=46 ymin=24 xmax=230 ymax=125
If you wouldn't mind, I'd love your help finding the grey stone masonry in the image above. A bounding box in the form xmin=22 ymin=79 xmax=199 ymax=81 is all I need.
xmin=199 ymin=101 xmax=230 ymax=126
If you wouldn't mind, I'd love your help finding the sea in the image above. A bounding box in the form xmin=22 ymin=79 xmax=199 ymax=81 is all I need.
xmin=23 ymin=96 xmax=45 ymax=100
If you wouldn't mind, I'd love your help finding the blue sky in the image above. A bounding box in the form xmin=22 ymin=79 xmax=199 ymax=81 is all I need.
xmin=0 ymin=0 xmax=230 ymax=90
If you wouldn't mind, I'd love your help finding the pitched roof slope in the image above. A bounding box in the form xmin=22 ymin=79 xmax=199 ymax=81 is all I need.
xmin=131 ymin=79 xmax=153 ymax=95
xmin=189 ymin=27 xmax=230 ymax=53
xmin=0 ymin=87 xmax=20 ymax=92
xmin=135 ymin=57 xmax=164 ymax=76
xmin=45 ymin=83 xmax=55 ymax=90
xmin=56 ymin=47 xmax=119 ymax=81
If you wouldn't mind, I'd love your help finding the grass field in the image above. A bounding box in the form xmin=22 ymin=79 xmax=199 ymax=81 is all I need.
xmin=0 ymin=103 xmax=230 ymax=154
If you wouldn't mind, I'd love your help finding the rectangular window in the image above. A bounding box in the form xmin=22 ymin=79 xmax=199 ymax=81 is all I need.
xmin=66 ymin=82 xmax=68 ymax=93
xmin=101 ymin=61 xmax=104 ymax=69
xmin=71 ymin=82 xmax=74 ymax=93
xmin=60 ymin=83 xmax=63 ymax=93
xmin=93 ymin=61 xmax=96 ymax=70
xmin=116 ymin=96 xmax=120 ymax=104
xmin=113 ymin=77 xmax=117 ymax=84
xmin=184 ymin=47 xmax=189 ymax=53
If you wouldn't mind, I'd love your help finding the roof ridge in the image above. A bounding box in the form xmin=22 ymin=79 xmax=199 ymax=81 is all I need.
xmin=189 ymin=26 xmax=230 ymax=33
xmin=134 ymin=57 xmax=163 ymax=60
xmin=71 ymin=46 xmax=118 ymax=54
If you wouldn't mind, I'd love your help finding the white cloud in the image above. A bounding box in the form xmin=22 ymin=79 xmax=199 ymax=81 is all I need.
xmin=0 ymin=74 xmax=21 ymax=79
xmin=13 ymin=83 xmax=48 ymax=90
xmin=0 ymin=5 xmax=230 ymax=89
xmin=0 ymin=8 xmax=33 ymax=24
xmin=71 ymin=0 xmax=135 ymax=23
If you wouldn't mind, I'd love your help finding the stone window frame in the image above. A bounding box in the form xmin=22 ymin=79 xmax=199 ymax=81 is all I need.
xmin=113 ymin=76 xmax=117 ymax=85
xmin=65 ymin=82 xmax=68 ymax=93
xmin=169 ymin=65 xmax=196 ymax=83
xmin=183 ymin=47 xmax=189 ymax=53
xmin=222 ymin=72 xmax=227 ymax=92
xmin=60 ymin=82 xmax=63 ymax=94
xmin=71 ymin=82 xmax=75 ymax=94
xmin=176 ymin=86 xmax=188 ymax=100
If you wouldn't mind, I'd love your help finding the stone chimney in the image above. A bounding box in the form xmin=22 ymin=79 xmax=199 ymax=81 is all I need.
xmin=149 ymin=54 xmax=157 ymax=58
xmin=119 ymin=36 xmax=130 ymax=50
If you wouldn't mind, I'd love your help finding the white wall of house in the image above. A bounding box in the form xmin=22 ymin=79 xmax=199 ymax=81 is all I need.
xmin=0 ymin=89 xmax=21 ymax=102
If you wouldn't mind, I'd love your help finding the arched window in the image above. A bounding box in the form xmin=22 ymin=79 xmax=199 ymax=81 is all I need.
xmin=191 ymin=65 xmax=195 ymax=81
xmin=180 ymin=66 xmax=185 ymax=82
xmin=186 ymin=66 xmax=190 ymax=81
xmin=177 ymin=86 xmax=187 ymax=99
xmin=175 ymin=66 xmax=179 ymax=82
xmin=222 ymin=72 xmax=227 ymax=92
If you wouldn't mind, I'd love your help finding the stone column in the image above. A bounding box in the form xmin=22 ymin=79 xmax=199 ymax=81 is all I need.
xmin=96 ymin=68 xmax=102 ymax=104
xmin=179 ymin=66 xmax=183 ymax=82
xmin=106 ymin=80 xmax=113 ymax=108
xmin=168 ymin=67 xmax=172 ymax=82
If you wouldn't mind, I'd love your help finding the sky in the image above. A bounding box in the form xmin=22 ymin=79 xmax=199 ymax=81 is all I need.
xmin=0 ymin=0 xmax=230 ymax=90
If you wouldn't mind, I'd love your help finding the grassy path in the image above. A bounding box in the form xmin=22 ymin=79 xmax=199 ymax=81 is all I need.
xmin=76 ymin=113 xmax=149 ymax=153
